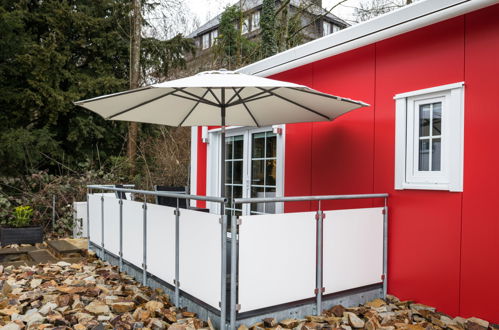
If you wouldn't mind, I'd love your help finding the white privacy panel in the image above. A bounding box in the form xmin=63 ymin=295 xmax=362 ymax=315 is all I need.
xmin=88 ymin=194 xmax=102 ymax=246
xmin=179 ymin=209 xmax=221 ymax=310
xmin=122 ymin=200 xmax=144 ymax=268
xmin=147 ymin=204 xmax=176 ymax=286
xmin=323 ymin=207 xmax=384 ymax=294
xmin=238 ymin=212 xmax=316 ymax=313
xmin=102 ymin=196 xmax=121 ymax=256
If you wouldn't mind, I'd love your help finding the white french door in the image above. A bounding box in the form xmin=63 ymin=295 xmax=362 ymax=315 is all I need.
xmin=207 ymin=126 xmax=284 ymax=215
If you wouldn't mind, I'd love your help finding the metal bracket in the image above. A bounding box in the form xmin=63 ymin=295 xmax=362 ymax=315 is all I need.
xmin=236 ymin=217 xmax=242 ymax=226
xmin=174 ymin=279 xmax=180 ymax=287
xmin=236 ymin=304 xmax=241 ymax=311
xmin=314 ymin=287 xmax=325 ymax=294
xmin=315 ymin=212 xmax=325 ymax=220
xmin=142 ymin=263 xmax=147 ymax=270
xmin=119 ymin=199 xmax=123 ymax=205
xmin=142 ymin=203 xmax=147 ymax=210
xmin=382 ymin=208 xmax=386 ymax=215
xmin=219 ymin=217 xmax=224 ymax=224
xmin=101 ymin=196 xmax=104 ymax=202
xmin=381 ymin=274 xmax=385 ymax=280
xmin=174 ymin=209 xmax=180 ymax=216
xmin=119 ymin=252 xmax=123 ymax=257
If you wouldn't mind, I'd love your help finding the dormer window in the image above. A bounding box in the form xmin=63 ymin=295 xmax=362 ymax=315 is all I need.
xmin=322 ymin=21 xmax=340 ymax=36
xmin=202 ymin=33 xmax=210 ymax=49
xmin=210 ymin=29 xmax=218 ymax=47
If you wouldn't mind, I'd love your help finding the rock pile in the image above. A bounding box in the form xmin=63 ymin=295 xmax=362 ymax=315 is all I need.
xmin=0 ymin=257 xmax=211 ymax=329
xmin=243 ymin=297 xmax=497 ymax=330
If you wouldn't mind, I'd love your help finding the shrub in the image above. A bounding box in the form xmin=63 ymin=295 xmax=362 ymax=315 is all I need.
xmin=11 ymin=205 xmax=33 ymax=227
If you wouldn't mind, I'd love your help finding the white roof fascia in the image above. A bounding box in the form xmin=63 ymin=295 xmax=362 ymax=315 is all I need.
xmin=237 ymin=0 xmax=499 ymax=77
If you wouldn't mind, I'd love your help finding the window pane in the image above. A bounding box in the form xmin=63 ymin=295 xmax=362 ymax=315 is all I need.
xmin=419 ymin=104 xmax=431 ymax=137
xmin=266 ymin=159 xmax=276 ymax=186
xmin=233 ymin=136 xmax=244 ymax=159
xmin=225 ymin=138 xmax=233 ymax=160
xmin=252 ymin=11 xmax=260 ymax=29
xmin=266 ymin=133 xmax=277 ymax=158
xmin=225 ymin=184 xmax=232 ymax=201
xmin=233 ymin=160 xmax=243 ymax=184
xmin=233 ymin=185 xmax=243 ymax=199
xmin=432 ymin=102 xmax=442 ymax=136
xmin=250 ymin=187 xmax=265 ymax=213
xmin=432 ymin=138 xmax=441 ymax=171
xmin=264 ymin=188 xmax=276 ymax=213
xmin=418 ymin=139 xmax=430 ymax=171
xmin=225 ymin=161 xmax=232 ymax=183
xmin=252 ymin=133 xmax=265 ymax=158
xmin=251 ymin=160 xmax=264 ymax=185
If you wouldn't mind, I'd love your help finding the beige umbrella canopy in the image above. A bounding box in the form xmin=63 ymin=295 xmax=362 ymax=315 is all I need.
xmin=75 ymin=69 xmax=369 ymax=197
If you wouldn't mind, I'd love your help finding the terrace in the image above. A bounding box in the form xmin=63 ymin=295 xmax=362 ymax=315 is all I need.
xmin=83 ymin=184 xmax=388 ymax=329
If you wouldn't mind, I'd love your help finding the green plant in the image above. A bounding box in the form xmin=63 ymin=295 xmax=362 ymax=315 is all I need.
xmin=11 ymin=205 xmax=33 ymax=227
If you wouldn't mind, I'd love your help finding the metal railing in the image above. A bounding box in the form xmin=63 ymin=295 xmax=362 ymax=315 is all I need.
xmin=87 ymin=185 xmax=228 ymax=325
xmin=87 ymin=185 xmax=388 ymax=330
xmin=232 ymin=193 xmax=389 ymax=330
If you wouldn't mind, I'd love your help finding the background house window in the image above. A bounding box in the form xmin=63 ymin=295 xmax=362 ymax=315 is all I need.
xmin=210 ymin=29 xmax=218 ymax=47
xmin=322 ymin=21 xmax=340 ymax=36
xmin=251 ymin=11 xmax=260 ymax=30
xmin=202 ymin=33 xmax=210 ymax=49
xmin=242 ymin=17 xmax=250 ymax=34
xmin=394 ymin=82 xmax=464 ymax=191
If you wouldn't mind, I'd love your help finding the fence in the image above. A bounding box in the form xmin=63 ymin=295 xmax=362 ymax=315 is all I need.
xmin=86 ymin=185 xmax=388 ymax=329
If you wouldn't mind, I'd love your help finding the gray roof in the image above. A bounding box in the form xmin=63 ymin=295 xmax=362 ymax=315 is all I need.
xmin=187 ymin=0 xmax=348 ymax=38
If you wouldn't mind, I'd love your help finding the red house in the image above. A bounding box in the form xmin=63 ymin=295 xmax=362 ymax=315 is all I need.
xmin=190 ymin=0 xmax=499 ymax=323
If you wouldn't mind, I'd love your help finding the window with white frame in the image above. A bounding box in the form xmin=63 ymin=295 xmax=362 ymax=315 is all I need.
xmin=210 ymin=29 xmax=218 ymax=47
xmin=242 ymin=17 xmax=250 ymax=34
xmin=394 ymin=82 xmax=465 ymax=191
xmin=202 ymin=33 xmax=210 ymax=49
xmin=251 ymin=10 xmax=260 ymax=30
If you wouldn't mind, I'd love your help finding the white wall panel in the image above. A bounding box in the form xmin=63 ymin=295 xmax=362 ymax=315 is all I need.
xmin=179 ymin=209 xmax=221 ymax=310
xmin=122 ymin=200 xmax=144 ymax=268
xmin=323 ymin=207 xmax=384 ymax=294
xmin=88 ymin=194 xmax=102 ymax=246
xmin=147 ymin=204 xmax=176 ymax=286
xmin=238 ymin=212 xmax=316 ymax=312
xmin=102 ymin=196 xmax=121 ymax=256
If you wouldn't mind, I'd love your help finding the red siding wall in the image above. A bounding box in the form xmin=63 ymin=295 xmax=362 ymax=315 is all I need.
xmin=192 ymin=4 xmax=499 ymax=321
xmin=268 ymin=4 xmax=499 ymax=322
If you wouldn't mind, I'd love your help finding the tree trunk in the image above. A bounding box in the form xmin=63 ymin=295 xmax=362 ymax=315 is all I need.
xmin=128 ymin=0 xmax=142 ymax=174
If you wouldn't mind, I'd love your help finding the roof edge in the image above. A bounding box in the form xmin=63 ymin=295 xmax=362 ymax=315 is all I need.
xmin=237 ymin=0 xmax=499 ymax=77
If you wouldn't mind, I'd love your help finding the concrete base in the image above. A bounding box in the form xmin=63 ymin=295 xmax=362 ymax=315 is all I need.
xmin=90 ymin=242 xmax=383 ymax=329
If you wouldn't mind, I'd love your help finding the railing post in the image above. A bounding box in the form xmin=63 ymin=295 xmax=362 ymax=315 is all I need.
xmin=175 ymin=198 xmax=180 ymax=307
xmin=382 ymin=197 xmax=388 ymax=299
xmin=86 ymin=188 xmax=90 ymax=242
xmin=142 ymin=195 xmax=148 ymax=286
xmin=119 ymin=198 xmax=123 ymax=272
xmin=315 ymin=201 xmax=324 ymax=316
xmin=101 ymin=194 xmax=105 ymax=260
xmin=229 ymin=215 xmax=238 ymax=330
xmin=220 ymin=202 xmax=227 ymax=329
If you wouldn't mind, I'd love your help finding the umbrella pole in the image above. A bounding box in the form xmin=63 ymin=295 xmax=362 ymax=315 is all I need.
xmin=220 ymin=88 xmax=226 ymax=201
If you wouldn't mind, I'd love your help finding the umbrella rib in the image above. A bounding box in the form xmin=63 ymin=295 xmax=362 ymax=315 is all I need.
xmin=178 ymin=90 xmax=210 ymax=127
xmin=207 ymin=88 xmax=222 ymax=105
xmin=232 ymin=88 xmax=260 ymax=127
xmin=226 ymin=87 xmax=244 ymax=105
xmin=290 ymin=87 xmax=369 ymax=106
xmin=174 ymin=89 xmax=220 ymax=107
xmin=107 ymin=89 xmax=179 ymax=119
xmin=227 ymin=87 xmax=278 ymax=107
xmin=257 ymin=87 xmax=331 ymax=121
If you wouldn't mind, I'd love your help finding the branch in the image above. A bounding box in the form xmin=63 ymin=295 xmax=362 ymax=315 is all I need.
xmin=287 ymin=0 xmax=349 ymax=41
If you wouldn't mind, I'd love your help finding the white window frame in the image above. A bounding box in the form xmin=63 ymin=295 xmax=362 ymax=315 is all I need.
xmin=202 ymin=33 xmax=210 ymax=50
xmin=394 ymin=82 xmax=464 ymax=192
xmin=251 ymin=11 xmax=260 ymax=30
xmin=205 ymin=125 xmax=285 ymax=214
xmin=210 ymin=29 xmax=218 ymax=47
xmin=242 ymin=17 xmax=250 ymax=34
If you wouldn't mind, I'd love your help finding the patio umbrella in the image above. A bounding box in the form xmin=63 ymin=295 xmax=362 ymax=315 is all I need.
xmin=74 ymin=69 xmax=369 ymax=198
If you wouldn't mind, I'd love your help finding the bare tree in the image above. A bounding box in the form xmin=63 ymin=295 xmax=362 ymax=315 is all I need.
xmin=352 ymin=0 xmax=413 ymax=22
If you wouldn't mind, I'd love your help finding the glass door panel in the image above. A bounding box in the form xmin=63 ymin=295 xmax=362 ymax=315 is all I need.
xmin=250 ymin=131 xmax=277 ymax=215
xmin=225 ymin=135 xmax=244 ymax=216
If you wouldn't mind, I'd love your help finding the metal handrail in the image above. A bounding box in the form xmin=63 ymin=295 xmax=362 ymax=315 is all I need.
xmin=87 ymin=184 xmax=226 ymax=203
xmin=234 ymin=193 xmax=388 ymax=204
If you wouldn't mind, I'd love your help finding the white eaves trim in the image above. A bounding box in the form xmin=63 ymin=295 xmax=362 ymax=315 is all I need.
xmin=237 ymin=0 xmax=498 ymax=77
xmin=394 ymin=82 xmax=465 ymax=99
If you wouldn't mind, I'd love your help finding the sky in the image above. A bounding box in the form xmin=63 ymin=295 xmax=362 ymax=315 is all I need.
xmin=185 ymin=0 xmax=362 ymax=29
